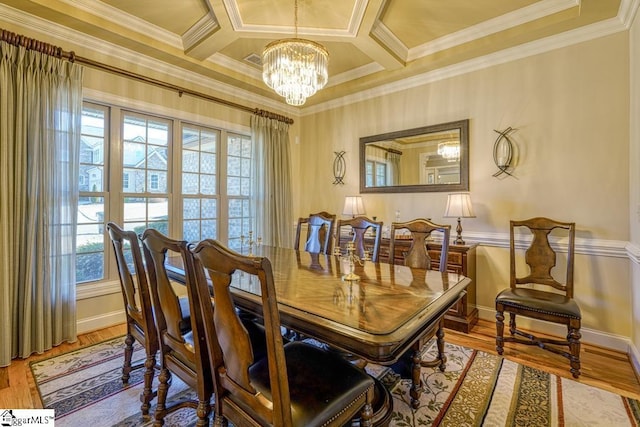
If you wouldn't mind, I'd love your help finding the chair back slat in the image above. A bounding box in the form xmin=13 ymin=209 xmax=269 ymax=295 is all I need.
xmin=390 ymin=218 xmax=451 ymax=272
xmin=510 ymin=217 xmax=575 ymax=296
xmin=295 ymin=211 xmax=336 ymax=254
xmin=336 ymin=216 xmax=383 ymax=262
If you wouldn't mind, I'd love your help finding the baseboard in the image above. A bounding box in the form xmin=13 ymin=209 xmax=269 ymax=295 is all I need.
xmin=476 ymin=305 xmax=631 ymax=353
xmin=77 ymin=309 xmax=125 ymax=335
xmin=629 ymin=341 xmax=640 ymax=384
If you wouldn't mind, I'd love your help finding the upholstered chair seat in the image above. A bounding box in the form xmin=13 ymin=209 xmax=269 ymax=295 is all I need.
xmin=496 ymin=288 xmax=581 ymax=319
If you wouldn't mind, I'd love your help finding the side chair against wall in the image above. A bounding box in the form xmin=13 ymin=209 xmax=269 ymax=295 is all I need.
xmin=140 ymin=229 xmax=212 ymax=427
xmin=336 ymin=216 xmax=383 ymax=262
xmin=106 ymin=222 xmax=158 ymax=418
xmin=294 ymin=211 xmax=336 ymax=254
xmin=495 ymin=217 xmax=581 ymax=378
xmin=190 ymin=239 xmax=375 ymax=427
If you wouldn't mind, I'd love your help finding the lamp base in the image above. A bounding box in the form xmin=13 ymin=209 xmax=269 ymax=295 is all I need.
xmin=453 ymin=217 xmax=465 ymax=245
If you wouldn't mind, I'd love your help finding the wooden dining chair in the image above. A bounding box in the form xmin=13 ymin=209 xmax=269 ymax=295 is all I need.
xmin=190 ymin=239 xmax=375 ymax=427
xmin=294 ymin=211 xmax=336 ymax=254
xmin=336 ymin=216 xmax=383 ymax=262
xmin=495 ymin=217 xmax=581 ymax=378
xmin=106 ymin=222 xmax=159 ymax=418
xmin=140 ymin=229 xmax=212 ymax=426
xmin=389 ymin=218 xmax=451 ymax=271
xmin=388 ymin=219 xmax=452 ymax=392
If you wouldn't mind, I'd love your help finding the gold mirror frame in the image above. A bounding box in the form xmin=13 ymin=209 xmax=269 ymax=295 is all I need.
xmin=359 ymin=119 xmax=469 ymax=193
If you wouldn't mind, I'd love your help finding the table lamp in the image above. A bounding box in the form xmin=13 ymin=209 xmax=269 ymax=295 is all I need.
xmin=443 ymin=192 xmax=475 ymax=245
xmin=342 ymin=196 xmax=366 ymax=218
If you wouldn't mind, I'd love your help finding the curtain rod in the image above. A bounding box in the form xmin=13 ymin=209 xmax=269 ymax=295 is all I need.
xmin=0 ymin=29 xmax=294 ymax=125
xmin=370 ymin=144 xmax=402 ymax=155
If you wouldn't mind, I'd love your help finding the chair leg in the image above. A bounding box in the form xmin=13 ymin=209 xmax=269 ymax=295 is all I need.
xmin=360 ymin=390 xmax=374 ymax=427
xmin=153 ymin=367 xmax=171 ymax=427
xmin=508 ymin=313 xmax=517 ymax=335
xmin=122 ymin=333 xmax=135 ymax=383
xmin=495 ymin=308 xmax=505 ymax=355
xmin=140 ymin=351 xmax=156 ymax=416
xmin=213 ymin=415 xmax=228 ymax=426
xmin=568 ymin=324 xmax=581 ymax=378
xmin=195 ymin=399 xmax=211 ymax=427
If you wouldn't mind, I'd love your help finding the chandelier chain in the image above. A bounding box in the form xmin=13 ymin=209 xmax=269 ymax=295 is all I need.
xmin=294 ymin=0 xmax=298 ymax=38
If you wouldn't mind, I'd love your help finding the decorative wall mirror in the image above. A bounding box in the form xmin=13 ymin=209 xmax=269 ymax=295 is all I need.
xmin=359 ymin=119 xmax=469 ymax=193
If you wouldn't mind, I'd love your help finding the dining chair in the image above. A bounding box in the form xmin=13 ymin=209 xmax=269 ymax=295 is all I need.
xmin=495 ymin=217 xmax=581 ymax=378
xmin=140 ymin=229 xmax=212 ymax=426
xmin=190 ymin=239 xmax=375 ymax=427
xmin=389 ymin=218 xmax=451 ymax=271
xmin=106 ymin=222 xmax=158 ymax=417
xmin=388 ymin=219 xmax=452 ymax=386
xmin=336 ymin=216 xmax=383 ymax=262
xmin=294 ymin=211 xmax=336 ymax=254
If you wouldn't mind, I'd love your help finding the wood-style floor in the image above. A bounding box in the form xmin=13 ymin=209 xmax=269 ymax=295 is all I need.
xmin=1 ymin=319 xmax=639 ymax=410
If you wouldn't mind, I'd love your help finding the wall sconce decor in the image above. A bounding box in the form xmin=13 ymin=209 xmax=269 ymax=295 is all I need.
xmin=343 ymin=196 xmax=366 ymax=218
xmin=493 ymin=127 xmax=516 ymax=177
xmin=443 ymin=192 xmax=476 ymax=245
xmin=333 ymin=151 xmax=346 ymax=185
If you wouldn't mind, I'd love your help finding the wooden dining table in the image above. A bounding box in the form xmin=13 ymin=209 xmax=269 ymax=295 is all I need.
xmin=165 ymin=245 xmax=471 ymax=421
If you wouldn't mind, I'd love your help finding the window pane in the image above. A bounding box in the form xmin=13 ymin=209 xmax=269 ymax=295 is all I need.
xmin=78 ymin=103 xmax=107 ymax=284
xmin=148 ymin=171 xmax=167 ymax=193
xmin=227 ymin=177 xmax=240 ymax=196
xmin=123 ymin=142 xmax=146 ymax=168
xmin=180 ymin=124 xmax=219 ymax=242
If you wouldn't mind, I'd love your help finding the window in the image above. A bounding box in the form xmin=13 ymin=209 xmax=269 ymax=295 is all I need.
xmin=226 ymin=133 xmax=252 ymax=251
xmin=76 ymin=103 xmax=108 ymax=283
xmin=75 ymin=101 xmax=254 ymax=286
xmin=365 ymin=160 xmax=387 ymax=187
xmin=182 ymin=124 xmax=218 ymax=242
xmin=122 ymin=112 xmax=170 ymax=235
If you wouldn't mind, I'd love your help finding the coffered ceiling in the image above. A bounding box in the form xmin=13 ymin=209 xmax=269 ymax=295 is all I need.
xmin=0 ymin=0 xmax=630 ymax=109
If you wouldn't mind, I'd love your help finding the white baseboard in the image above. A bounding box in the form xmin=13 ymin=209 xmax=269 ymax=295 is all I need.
xmin=476 ymin=305 xmax=631 ymax=353
xmin=77 ymin=309 xmax=125 ymax=335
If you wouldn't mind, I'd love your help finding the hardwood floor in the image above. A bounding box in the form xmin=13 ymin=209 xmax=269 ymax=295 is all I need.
xmin=1 ymin=319 xmax=639 ymax=410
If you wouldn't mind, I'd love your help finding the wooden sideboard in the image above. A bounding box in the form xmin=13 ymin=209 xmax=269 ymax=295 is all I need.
xmin=366 ymin=236 xmax=478 ymax=333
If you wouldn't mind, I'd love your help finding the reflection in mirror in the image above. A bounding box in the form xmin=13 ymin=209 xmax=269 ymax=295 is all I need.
xmin=360 ymin=120 xmax=469 ymax=193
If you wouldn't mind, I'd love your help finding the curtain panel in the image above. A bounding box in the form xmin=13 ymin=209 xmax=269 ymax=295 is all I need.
xmin=250 ymin=115 xmax=293 ymax=248
xmin=0 ymin=42 xmax=83 ymax=366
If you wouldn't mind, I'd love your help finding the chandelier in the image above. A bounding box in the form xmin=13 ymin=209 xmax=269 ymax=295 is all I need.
xmin=437 ymin=141 xmax=460 ymax=161
xmin=262 ymin=0 xmax=329 ymax=106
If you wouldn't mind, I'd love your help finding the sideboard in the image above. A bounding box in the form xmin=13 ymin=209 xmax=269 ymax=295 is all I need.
xmin=366 ymin=236 xmax=478 ymax=333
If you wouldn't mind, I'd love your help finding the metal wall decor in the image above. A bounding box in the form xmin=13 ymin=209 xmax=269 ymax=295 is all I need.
xmin=333 ymin=150 xmax=346 ymax=184
xmin=493 ymin=127 xmax=516 ymax=177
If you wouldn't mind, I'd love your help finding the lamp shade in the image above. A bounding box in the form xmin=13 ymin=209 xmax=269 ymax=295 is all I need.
xmin=443 ymin=193 xmax=476 ymax=218
xmin=343 ymin=196 xmax=366 ymax=217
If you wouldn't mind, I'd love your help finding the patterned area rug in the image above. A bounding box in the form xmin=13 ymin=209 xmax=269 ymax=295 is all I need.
xmin=30 ymin=336 xmax=640 ymax=426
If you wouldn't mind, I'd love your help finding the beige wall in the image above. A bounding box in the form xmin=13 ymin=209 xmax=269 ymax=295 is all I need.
xmin=630 ymin=8 xmax=640 ymax=365
xmin=298 ymin=32 xmax=632 ymax=340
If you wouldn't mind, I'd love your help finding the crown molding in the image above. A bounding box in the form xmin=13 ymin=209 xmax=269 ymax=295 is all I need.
xmin=222 ymin=0 xmax=367 ymax=37
xmin=618 ymin=0 xmax=640 ymax=29
xmin=301 ymin=12 xmax=629 ymax=116
xmin=0 ymin=3 xmax=297 ymax=117
xmin=182 ymin=13 xmax=220 ymax=51
xmin=407 ymin=0 xmax=580 ymax=61
xmin=371 ymin=21 xmax=408 ymax=61
xmin=327 ymin=62 xmax=385 ymax=87
xmin=61 ymin=0 xmax=183 ymax=48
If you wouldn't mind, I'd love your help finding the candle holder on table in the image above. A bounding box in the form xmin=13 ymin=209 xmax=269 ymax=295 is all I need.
xmin=334 ymin=241 xmax=370 ymax=282
xmin=240 ymin=231 xmax=262 ymax=256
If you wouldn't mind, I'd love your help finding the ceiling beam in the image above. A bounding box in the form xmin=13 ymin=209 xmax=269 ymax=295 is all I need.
xmin=183 ymin=0 xmax=239 ymax=60
xmin=351 ymin=0 xmax=404 ymax=70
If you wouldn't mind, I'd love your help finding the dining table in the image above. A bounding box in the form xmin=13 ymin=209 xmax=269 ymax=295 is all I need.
xmin=165 ymin=245 xmax=471 ymax=424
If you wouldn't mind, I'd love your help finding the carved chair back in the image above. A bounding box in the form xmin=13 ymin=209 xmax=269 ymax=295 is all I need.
xmin=106 ymin=222 xmax=158 ymax=415
xmin=294 ymin=211 xmax=336 ymax=254
xmin=140 ymin=228 xmax=212 ymax=425
xmin=390 ymin=218 xmax=451 ymax=271
xmin=336 ymin=216 xmax=383 ymax=262
xmin=510 ymin=217 xmax=575 ymax=295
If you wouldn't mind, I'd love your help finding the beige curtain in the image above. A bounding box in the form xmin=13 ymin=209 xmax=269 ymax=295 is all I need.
xmin=0 ymin=42 xmax=83 ymax=366
xmin=250 ymin=115 xmax=293 ymax=248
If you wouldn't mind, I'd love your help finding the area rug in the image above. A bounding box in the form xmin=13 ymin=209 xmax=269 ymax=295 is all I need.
xmin=30 ymin=336 xmax=640 ymax=426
